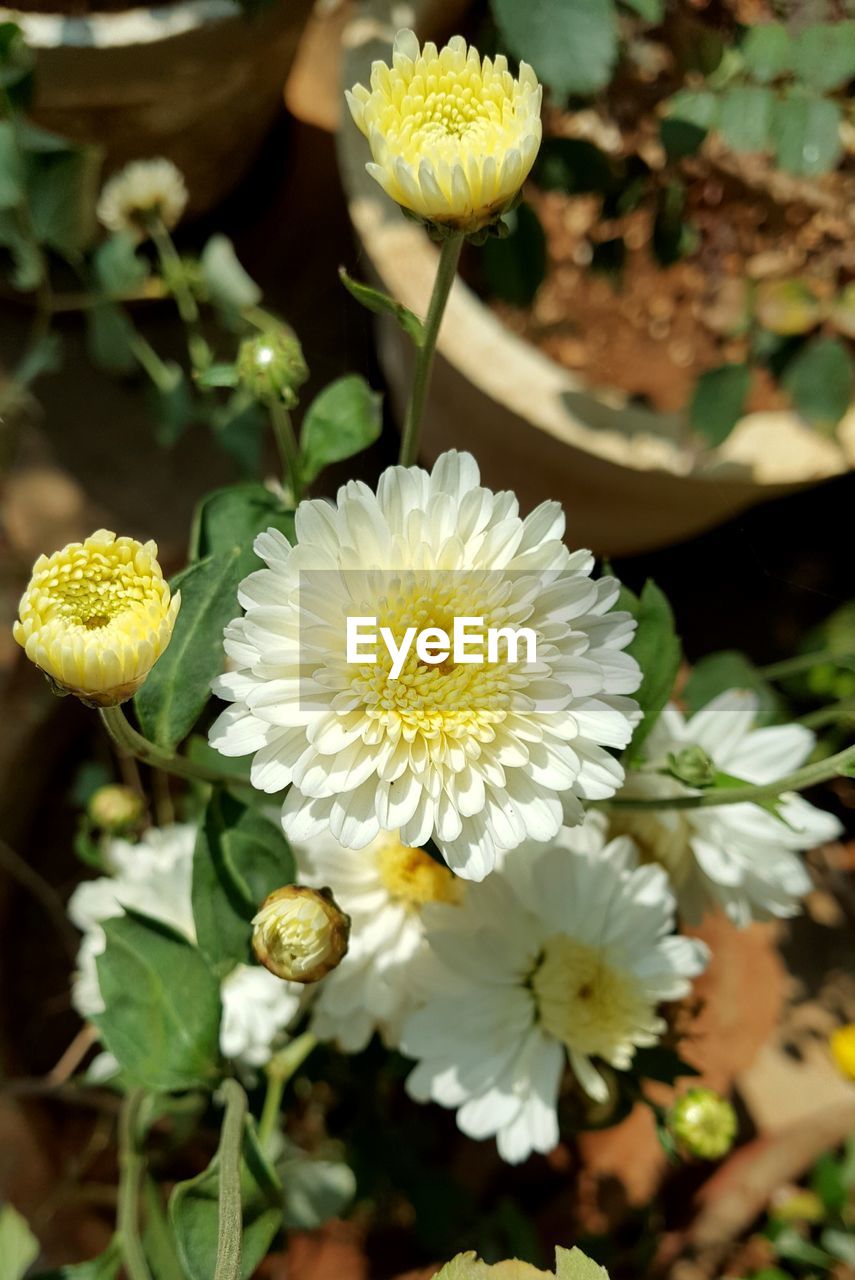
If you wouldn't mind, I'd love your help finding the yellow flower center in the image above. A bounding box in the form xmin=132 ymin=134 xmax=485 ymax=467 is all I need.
xmin=376 ymin=834 xmax=461 ymax=907
xmin=610 ymin=811 xmax=693 ymax=889
xmin=532 ymin=935 xmax=648 ymax=1059
xmin=37 ymin=539 xmax=164 ymax=632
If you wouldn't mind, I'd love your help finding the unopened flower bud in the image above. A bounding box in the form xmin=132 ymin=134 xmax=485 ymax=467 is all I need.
xmin=668 ymin=1087 xmax=737 ymax=1161
xmin=236 ymin=330 xmax=308 ymax=408
xmin=667 ymin=745 xmax=716 ymax=789
xmin=830 ymin=1023 xmax=855 ymax=1080
xmin=87 ymin=784 xmax=145 ymax=834
xmin=252 ymin=885 xmax=349 ymax=984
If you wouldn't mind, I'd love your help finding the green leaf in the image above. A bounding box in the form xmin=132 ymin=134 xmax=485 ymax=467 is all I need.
xmin=279 ymin=1145 xmax=357 ymax=1230
xmin=480 ymin=202 xmax=547 ymax=306
xmin=15 ymin=332 xmax=62 ymax=385
xmin=829 ymin=282 xmax=855 ymax=339
xmin=93 ymin=232 xmax=149 ymax=294
xmin=299 ymin=373 xmax=382 ymax=486
xmin=792 ymin=21 xmax=855 ymax=91
xmin=142 ymin=1179 xmax=187 ymax=1280
xmin=660 ymin=116 xmax=707 ymax=161
xmin=200 ymin=234 xmax=262 ymax=312
xmin=193 ymin=791 xmax=295 ymax=977
xmin=822 ymin=1228 xmax=855 ymax=1265
xmin=683 ymin=651 xmax=784 ymax=725
xmin=0 ymin=119 xmax=23 ymax=209
xmin=0 ymin=208 xmax=44 ymax=290
xmin=619 ymin=0 xmax=662 ymax=21
xmin=195 ymin=362 xmax=239 ymax=390
xmin=771 ymin=93 xmax=842 ymax=176
xmin=26 ymin=144 xmax=102 ymax=257
xmin=94 ymin=913 xmax=221 ymax=1092
xmin=755 ymin=279 xmax=823 ymax=335
xmin=30 ymin=1239 xmax=122 ymax=1279
xmin=717 ymin=85 xmax=774 ymax=153
xmin=0 ymin=1203 xmax=39 ymax=1280
xmin=209 ymin=396 xmax=266 ymax=477
xmin=620 ymin=579 xmax=681 ymax=764
xmin=689 ymin=363 xmax=751 ymax=447
xmin=742 ymin=24 xmax=792 ymax=82
xmin=666 ymin=89 xmax=719 ymax=130
xmin=153 ymin=364 xmax=196 ymax=448
xmin=783 ymin=336 xmax=852 ymax=434
xmin=134 ymin=547 xmax=247 ymax=750
xmin=490 ymin=0 xmax=619 ymax=98
xmin=169 ymin=1117 xmax=282 ymax=1280
xmin=339 ymin=267 xmax=425 ymax=347
xmin=85 ymin=302 xmax=138 ymax=375
xmin=811 ymin=1151 xmax=848 ymax=1214
xmin=189 ymin=481 xmax=295 ymax=565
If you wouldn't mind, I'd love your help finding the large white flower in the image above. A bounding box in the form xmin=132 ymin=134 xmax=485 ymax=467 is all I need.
xmin=400 ymin=818 xmax=707 ymax=1164
xmin=68 ymin=823 xmax=304 ymax=1069
xmin=296 ymin=829 xmax=462 ymax=1052
xmin=209 ymin=451 xmax=641 ymax=881
xmin=613 ymin=690 xmax=843 ymax=927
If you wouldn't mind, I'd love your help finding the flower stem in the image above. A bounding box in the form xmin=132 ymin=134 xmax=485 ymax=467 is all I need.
xmin=117 ymin=1088 xmax=153 ymax=1280
xmin=760 ymin=650 xmax=855 ymax=681
xmin=99 ymin=705 xmax=249 ymax=790
xmin=399 ymin=233 xmax=463 ymax=467
xmin=213 ymin=1078 xmax=248 ymax=1280
xmin=258 ymin=1031 xmax=317 ymax=1151
xmin=798 ymin=697 xmax=855 ymax=731
xmin=594 ymin=742 xmax=855 ymax=813
xmin=149 ymin=218 xmax=211 ymax=372
xmin=269 ymin=401 xmax=303 ymax=503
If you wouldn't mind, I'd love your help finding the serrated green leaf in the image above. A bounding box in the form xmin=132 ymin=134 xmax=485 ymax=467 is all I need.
xmin=783 ymin=336 xmax=852 ymax=434
xmin=480 ymin=202 xmax=546 ymax=306
xmin=299 ymin=373 xmax=382 ymax=486
xmin=621 ymin=579 xmax=681 ymax=763
xmin=791 ymin=21 xmax=855 ymax=91
xmin=0 ymin=1203 xmax=40 ymax=1280
xmin=771 ymin=93 xmax=842 ymax=176
xmin=93 ymin=232 xmax=149 ymax=294
xmin=755 ymin=279 xmax=823 ymax=335
xmin=742 ymin=24 xmax=792 ymax=82
xmin=689 ymin=362 xmax=751 ymax=447
xmin=339 ymin=267 xmax=425 ymax=347
xmin=94 ymin=913 xmax=221 ymax=1091
xmin=169 ymin=1117 xmax=282 ymax=1280
xmin=490 ymin=0 xmax=619 ymax=98
xmin=717 ymin=85 xmax=774 ymax=153
xmin=200 ymin=234 xmax=262 ymax=313
xmin=683 ymin=651 xmax=784 ymax=725
xmin=192 ymin=791 xmax=295 ymax=977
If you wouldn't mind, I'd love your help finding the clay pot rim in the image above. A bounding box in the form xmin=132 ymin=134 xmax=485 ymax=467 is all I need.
xmin=338 ymin=0 xmax=855 ymax=489
xmin=0 ymin=0 xmax=242 ymax=49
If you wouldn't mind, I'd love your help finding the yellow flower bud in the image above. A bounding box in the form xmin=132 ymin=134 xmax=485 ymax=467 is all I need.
xmin=830 ymin=1023 xmax=855 ymax=1080
xmin=435 ymin=1246 xmax=609 ymax=1280
xmin=252 ymin=886 xmax=350 ymax=984
xmin=13 ymin=529 xmax=180 ymax=708
xmin=668 ymin=1087 xmax=738 ymax=1161
xmin=87 ymin=784 xmax=146 ymax=833
xmin=346 ymin=30 xmax=542 ymax=234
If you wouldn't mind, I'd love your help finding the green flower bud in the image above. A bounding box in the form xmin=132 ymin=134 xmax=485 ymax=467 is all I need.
xmin=252 ymin=885 xmax=350 ymax=984
xmin=236 ymin=330 xmax=308 ymax=408
xmin=87 ymin=784 xmax=146 ymax=834
xmin=668 ymin=1087 xmax=737 ymax=1161
xmin=666 ymin=745 xmax=716 ymax=789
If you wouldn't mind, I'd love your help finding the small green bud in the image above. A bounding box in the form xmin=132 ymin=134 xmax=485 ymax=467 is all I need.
xmin=666 ymin=745 xmax=716 ymax=789
xmin=87 ymin=784 xmax=145 ymax=834
xmin=668 ymin=1087 xmax=737 ymax=1160
xmin=236 ymin=330 xmax=308 ymax=408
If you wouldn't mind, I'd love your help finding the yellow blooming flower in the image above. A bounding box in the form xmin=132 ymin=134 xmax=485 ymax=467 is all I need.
xmin=346 ymin=29 xmax=542 ymax=232
xmin=13 ymin=529 xmax=180 ymax=707
xmin=252 ymin=885 xmax=350 ymax=984
xmin=830 ymin=1023 xmax=855 ymax=1080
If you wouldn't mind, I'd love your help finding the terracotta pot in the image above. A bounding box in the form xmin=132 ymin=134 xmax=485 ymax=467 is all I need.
xmin=337 ymin=0 xmax=855 ymax=555
xmin=2 ymin=0 xmax=315 ymax=217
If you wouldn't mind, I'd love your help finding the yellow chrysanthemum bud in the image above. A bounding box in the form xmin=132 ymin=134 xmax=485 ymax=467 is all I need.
xmin=252 ymin=886 xmax=350 ymax=984
xmin=346 ymin=29 xmax=542 ymax=234
xmin=666 ymin=745 xmax=716 ymax=789
xmin=13 ymin=529 xmax=180 ymax=708
xmin=236 ymin=330 xmax=309 ymax=409
xmin=87 ymin=784 xmax=146 ymax=834
xmin=668 ymin=1087 xmax=738 ymax=1161
xmin=830 ymin=1023 xmax=855 ymax=1080
xmin=435 ymin=1246 xmax=609 ymax=1280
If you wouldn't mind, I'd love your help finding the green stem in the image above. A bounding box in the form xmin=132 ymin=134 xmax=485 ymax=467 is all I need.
xmin=117 ymin=1088 xmax=153 ymax=1280
xmin=760 ymin=650 xmax=855 ymax=681
xmin=149 ymin=218 xmax=211 ymax=372
xmin=213 ymin=1078 xmax=248 ymax=1280
xmin=269 ymin=401 xmax=303 ymax=502
xmin=798 ymin=697 xmax=855 ymax=731
xmin=257 ymin=1032 xmax=317 ymax=1151
xmin=593 ymin=743 xmax=855 ymax=813
xmin=399 ymin=233 xmax=463 ymax=467
xmin=128 ymin=331 xmax=178 ymax=394
xmin=99 ymin=705 xmax=248 ymax=790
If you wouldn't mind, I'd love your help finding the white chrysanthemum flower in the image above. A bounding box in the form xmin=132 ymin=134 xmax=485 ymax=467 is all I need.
xmin=209 ymin=451 xmax=641 ymax=882
xmin=68 ymin=823 xmax=304 ymax=1070
xmin=613 ymin=690 xmax=843 ymax=927
xmin=400 ymin=817 xmax=708 ymax=1164
xmin=296 ymin=829 xmax=462 ymax=1052
xmin=96 ymin=157 xmax=188 ymax=240
xmin=346 ymin=30 xmax=542 ymax=232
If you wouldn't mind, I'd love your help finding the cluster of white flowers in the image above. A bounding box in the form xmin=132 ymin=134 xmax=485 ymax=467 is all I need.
xmin=68 ymin=823 xmax=304 ymax=1072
